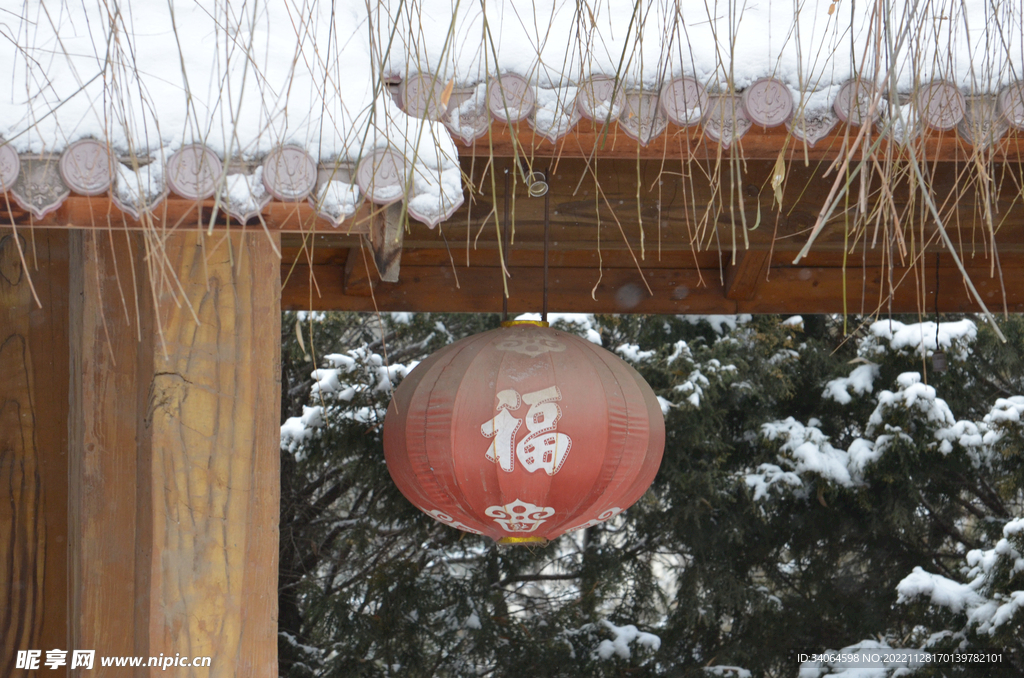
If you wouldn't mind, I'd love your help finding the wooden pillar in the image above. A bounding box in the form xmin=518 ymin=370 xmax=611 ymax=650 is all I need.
xmin=1 ymin=230 xmax=70 ymax=678
xmin=67 ymin=230 xmax=280 ymax=676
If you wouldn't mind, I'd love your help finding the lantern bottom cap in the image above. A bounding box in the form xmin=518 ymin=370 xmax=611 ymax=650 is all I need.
xmin=497 ymin=536 xmax=549 ymax=546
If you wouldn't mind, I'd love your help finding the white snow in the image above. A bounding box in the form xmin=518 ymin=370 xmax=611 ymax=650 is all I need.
xmin=6 ymin=3 xmax=1021 ymax=229
xmin=222 ymin=167 xmax=268 ymax=218
xmin=704 ymin=668 xmax=751 ymax=678
xmin=280 ymin=405 xmax=325 ymax=453
xmin=758 ymin=418 xmax=857 ymax=488
xmin=745 ymin=463 xmax=803 ymax=501
xmin=680 ymin=315 xmax=752 ymax=335
xmin=897 ymin=566 xmax=985 ymax=614
xmin=823 ymin=364 xmax=879 ymax=405
xmin=666 ymin=340 xmax=693 ymax=366
xmin=390 ymin=312 xmax=414 ymax=324
xmin=867 ymin=373 xmax=957 ymax=435
xmin=656 ymin=396 xmax=674 ymax=416
xmin=377 ymin=1 xmax=1023 ymax=94
xmin=896 ymin=515 xmax=1024 ymax=635
xmin=3 ymin=2 xmax=461 ymax=225
xmin=984 ymin=396 xmax=1024 ymax=425
xmin=862 ymin=320 xmax=977 ymax=361
xmin=114 ymin=162 xmax=165 ymax=215
xmin=594 ymin=620 xmax=661 ymax=661
xmin=616 ymin=344 xmax=656 ymax=363
xmin=313 ymin=181 xmax=362 ymax=224
xmin=531 ymin=87 xmax=580 ymax=141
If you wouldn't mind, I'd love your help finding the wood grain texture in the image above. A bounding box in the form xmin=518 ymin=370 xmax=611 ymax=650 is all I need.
xmin=63 ymin=229 xmax=282 ymax=677
xmin=283 ymin=246 xmax=1024 ymax=315
xmin=725 ymin=250 xmax=772 ymax=301
xmin=1 ymin=230 xmax=69 ymax=678
xmin=369 ymin=203 xmax=404 ymax=283
xmin=142 ymin=231 xmax=280 ymax=677
xmin=463 ymin=119 xmax=1024 ymax=161
xmin=68 ymin=230 xmax=142 ymax=675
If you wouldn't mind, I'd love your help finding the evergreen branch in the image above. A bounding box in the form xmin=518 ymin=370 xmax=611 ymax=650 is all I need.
xmin=496 ymin=572 xmax=583 ymax=588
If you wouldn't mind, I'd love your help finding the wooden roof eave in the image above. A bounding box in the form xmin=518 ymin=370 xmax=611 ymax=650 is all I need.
xmin=462 ymin=119 xmax=1024 ymax=162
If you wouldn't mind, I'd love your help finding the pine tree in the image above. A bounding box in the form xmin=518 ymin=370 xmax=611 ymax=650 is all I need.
xmin=278 ymin=312 xmax=1023 ymax=678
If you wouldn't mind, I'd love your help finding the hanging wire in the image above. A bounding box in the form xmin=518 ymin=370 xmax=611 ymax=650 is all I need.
xmin=932 ymin=253 xmax=948 ymax=374
xmin=542 ymin=168 xmax=550 ymax=323
xmin=502 ymin=166 xmax=511 ymax=322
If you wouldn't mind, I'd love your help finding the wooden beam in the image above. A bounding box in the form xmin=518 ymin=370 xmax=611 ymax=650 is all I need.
xmin=463 ymin=120 xmax=1024 ymax=161
xmin=725 ymin=250 xmax=771 ymax=301
xmin=7 ymin=158 xmax=1024 ymax=261
xmin=282 ymin=247 xmax=1024 ymax=315
xmin=1 ymin=230 xmax=69 ymax=678
xmin=4 ymin=195 xmax=372 ymax=234
xmin=65 ymin=230 xmax=281 ymax=677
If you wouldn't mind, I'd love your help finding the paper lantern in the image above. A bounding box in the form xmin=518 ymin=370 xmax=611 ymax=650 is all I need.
xmin=382 ymin=321 xmax=665 ymax=545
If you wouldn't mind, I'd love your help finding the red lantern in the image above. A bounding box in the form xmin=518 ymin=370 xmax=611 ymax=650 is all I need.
xmin=382 ymin=321 xmax=665 ymax=544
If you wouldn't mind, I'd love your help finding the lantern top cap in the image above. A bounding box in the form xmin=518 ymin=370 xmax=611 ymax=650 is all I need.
xmin=500 ymin=320 xmax=550 ymax=328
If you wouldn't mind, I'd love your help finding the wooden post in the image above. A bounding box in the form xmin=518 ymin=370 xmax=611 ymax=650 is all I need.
xmin=369 ymin=202 xmax=404 ymax=283
xmin=1 ymin=230 xmax=70 ymax=678
xmin=68 ymin=230 xmax=280 ymax=676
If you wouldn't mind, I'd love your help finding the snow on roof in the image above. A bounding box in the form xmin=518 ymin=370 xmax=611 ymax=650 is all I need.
xmin=379 ymin=1 xmax=1023 ymax=93
xmin=2 ymin=1 xmax=1023 ymax=228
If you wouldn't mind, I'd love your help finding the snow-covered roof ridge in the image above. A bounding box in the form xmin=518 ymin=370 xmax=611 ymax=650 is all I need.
xmin=1 ymin=2 xmax=464 ymax=228
xmin=377 ymin=0 xmax=1024 ymax=147
xmin=2 ymin=1 xmax=1023 ymax=229
xmin=428 ymin=75 xmax=1023 ymax=151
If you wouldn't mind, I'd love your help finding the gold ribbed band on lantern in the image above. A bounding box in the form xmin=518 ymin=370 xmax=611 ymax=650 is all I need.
xmin=500 ymin=320 xmax=550 ymax=328
xmin=497 ymin=536 xmax=549 ymax=545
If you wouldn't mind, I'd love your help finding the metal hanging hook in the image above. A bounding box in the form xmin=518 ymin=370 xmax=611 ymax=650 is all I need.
xmin=527 ymin=171 xmax=549 ymax=197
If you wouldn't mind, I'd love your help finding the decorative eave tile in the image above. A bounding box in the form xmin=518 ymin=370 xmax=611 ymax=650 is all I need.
xmin=59 ymin=140 xmax=112 ymax=196
xmin=661 ymin=77 xmax=707 ymax=127
xmin=444 ymin=86 xmax=491 ymax=145
xmin=487 ymin=74 xmax=534 ymax=124
xmin=11 ymin=156 xmax=70 ymax=220
xmin=403 ymin=72 xmax=450 ymax=121
xmin=918 ymin=81 xmax=965 ymax=131
xmin=262 ymin=145 xmax=317 ymax=202
xmin=166 ymin=144 xmax=222 ymax=200
xmin=408 ymin=186 xmax=464 ymax=228
xmin=220 ymin=166 xmax=271 ymax=223
xmin=619 ymin=91 xmax=667 ymax=146
xmin=834 ymin=79 xmax=882 ymax=126
xmin=880 ymin=96 xmax=922 ymax=146
xmin=959 ymin=95 xmax=1008 ymax=149
xmin=309 ymin=163 xmax=363 ymax=228
xmin=998 ymin=82 xmax=1024 ymax=130
xmin=742 ymin=77 xmax=794 ymax=128
xmin=702 ymin=94 xmax=751 ymax=149
xmin=529 ymin=87 xmax=581 ymax=143
xmin=577 ymin=76 xmax=625 ymax=122
xmin=356 ymin=148 xmax=407 ymax=206
xmin=0 ymin=141 xmax=20 ymax=191
xmin=786 ymin=108 xmax=839 ymax=147
xmin=112 ymin=161 xmax=167 ymax=220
